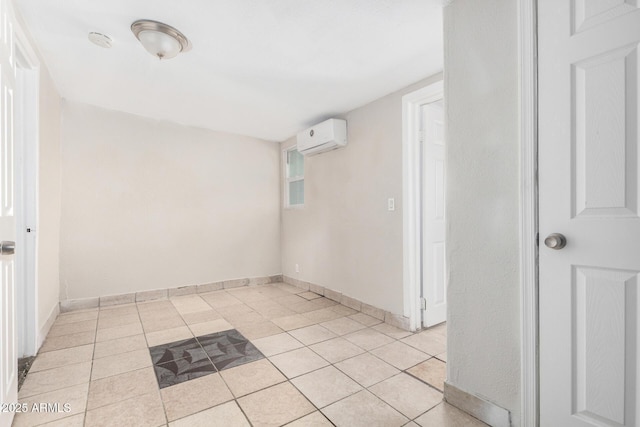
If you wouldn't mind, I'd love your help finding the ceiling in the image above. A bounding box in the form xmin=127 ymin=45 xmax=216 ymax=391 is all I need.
xmin=15 ymin=0 xmax=443 ymax=142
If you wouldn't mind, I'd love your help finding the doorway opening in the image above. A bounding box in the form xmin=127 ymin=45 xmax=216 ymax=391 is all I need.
xmin=402 ymin=80 xmax=446 ymax=331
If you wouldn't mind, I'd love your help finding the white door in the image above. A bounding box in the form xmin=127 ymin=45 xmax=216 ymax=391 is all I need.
xmin=0 ymin=0 xmax=17 ymax=425
xmin=422 ymin=99 xmax=446 ymax=327
xmin=539 ymin=1 xmax=640 ymax=426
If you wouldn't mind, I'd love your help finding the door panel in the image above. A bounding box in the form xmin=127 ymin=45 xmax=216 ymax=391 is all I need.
xmin=0 ymin=0 xmax=17 ymax=425
xmin=422 ymin=100 xmax=446 ymax=327
xmin=539 ymin=1 xmax=640 ymax=425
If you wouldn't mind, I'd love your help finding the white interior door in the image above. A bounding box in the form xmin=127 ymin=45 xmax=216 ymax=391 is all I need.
xmin=421 ymin=99 xmax=446 ymax=327
xmin=0 ymin=0 xmax=17 ymax=425
xmin=539 ymin=1 xmax=640 ymax=426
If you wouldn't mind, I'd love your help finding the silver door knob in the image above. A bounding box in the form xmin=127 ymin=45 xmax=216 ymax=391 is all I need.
xmin=544 ymin=233 xmax=566 ymax=250
xmin=0 ymin=241 xmax=15 ymax=255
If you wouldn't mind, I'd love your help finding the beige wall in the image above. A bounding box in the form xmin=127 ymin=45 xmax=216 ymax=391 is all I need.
xmin=444 ymin=0 xmax=521 ymax=423
xmin=59 ymin=102 xmax=281 ymax=300
xmin=37 ymin=64 xmax=62 ymax=335
xmin=280 ymin=74 xmax=442 ymax=315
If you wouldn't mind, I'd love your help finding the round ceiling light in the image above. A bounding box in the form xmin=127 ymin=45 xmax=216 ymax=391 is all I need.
xmin=88 ymin=32 xmax=112 ymax=48
xmin=131 ymin=20 xmax=191 ymax=60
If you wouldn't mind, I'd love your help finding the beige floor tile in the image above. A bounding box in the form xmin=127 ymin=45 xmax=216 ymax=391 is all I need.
xmin=320 ymin=317 xmax=366 ymax=336
xmin=286 ymin=411 xmax=334 ymax=427
xmin=303 ymin=308 xmax=344 ymax=323
xmin=272 ymin=314 xmax=316 ymax=331
xmin=93 ymin=334 xmax=148 ymax=359
xmin=330 ymin=305 xmax=359 ymax=316
xmin=161 ymin=373 xmax=233 ymax=422
xmin=188 ymin=318 xmax=233 ymax=336
xmin=91 ymin=348 xmax=152 ymax=380
xmin=290 ymin=300 xmax=325 ymax=314
xmin=171 ymin=295 xmax=211 ymax=314
xmin=88 ymin=367 xmax=158 ymax=410
xmin=415 ymin=402 xmax=488 ymax=426
xmin=19 ymin=362 xmax=91 ymax=398
xmin=238 ymin=382 xmax=314 ymax=427
xmin=55 ymin=310 xmax=99 ymax=325
xmin=404 ymin=422 xmax=420 ymax=427
xmin=401 ymin=330 xmax=446 ymax=356
xmin=200 ymin=291 xmax=243 ymax=308
xmin=209 ymin=303 xmax=254 ymax=319
xmin=322 ymin=390 xmax=408 ymax=427
xmin=40 ymin=331 xmax=95 ymax=353
xmin=349 ymin=312 xmax=383 ymax=326
xmin=30 ymin=344 xmax=94 ymax=372
xmin=168 ymin=401 xmax=250 ymax=427
xmin=291 ymin=366 xmax=362 ymax=408
xmin=95 ymin=322 xmax=144 ymax=342
xmin=269 ymin=347 xmax=330 ymax=378
xmin=334 ymin=353 xmax=400 ymax=387
xmin=436 ymin=352 xmax=447 ymax=362
xmin=85 ymin=391 xmax=166 ymax=427
xmin=288 ymin=325 xmax=337 ymax=345
xmin=254 ymin=305 xmax=296 ymax=320
xmin=298 ymin=291 xmax=322 ymax=300
xmin=407 ymin=357 xmax=447 ymax=391
xmin=181 ymin=309 xmax=222 ymax=325
xmin=369 ymin=373 xmax=442 ymax=419
xmin=344 ymin=328 xmax=395 ymax=350
xmin=309 ymin=337 xmax=365 ymax=363
xmin=220 ymin=359 xmax=286 ymax=397
xmin=235 ymin=320 xmax=283 ymax=340
xmin=40 ymin=413 xmax=85 ymax=426
xmin=251 ymin=333 xmax=304 ymax=357
xmin=224 ymin=310 xmax=265 ymax=326
xmin=99 ymin=303 xmax=138 ymax=318
xmin=13 ymin=383 xmax=88 ymax=427
xmin=430 ymin=322 xmax=447 ymax=336
xmin=97 ymin=313 xmax=141 ymax=329
xmin=373 ymin=323 xmax=413 ymax=340
xmin=137 ymin=300 xmax=174 ymax=313
xmin=146 ymin=326 xmax=194 ymax=346
xmin=141 ymin=315 xmax=186 ymax=333
xmin=370 ymin=341 xmax=430 ymax=370
xmin=278 ymin=294 xmax=308 ymax=308
xmin=48 ymin=319 xmax=97 ymax=337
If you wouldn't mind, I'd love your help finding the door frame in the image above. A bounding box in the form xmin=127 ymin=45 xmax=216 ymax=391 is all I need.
xmin=13 ymin=20 xmax=40 ymax=357
xmin=518 ymin=0 xmax=538 ymax=426
xmin=402 ymin=80 xmax=444 ymax=332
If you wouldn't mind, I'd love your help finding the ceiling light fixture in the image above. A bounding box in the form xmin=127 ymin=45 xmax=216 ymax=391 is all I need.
xmin=131 ymin=19 xmax=191 ymax=60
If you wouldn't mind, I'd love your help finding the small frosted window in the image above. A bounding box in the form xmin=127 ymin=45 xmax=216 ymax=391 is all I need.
xmin=285 ymin=148 xmax=304 ymax=207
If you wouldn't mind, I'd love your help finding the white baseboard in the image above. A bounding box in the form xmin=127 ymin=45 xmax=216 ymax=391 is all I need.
xmin=59 ymin=275 xmax=284 ymax=313
xmin=444 ymin=382 xmax=511 ymax=427
xmin=283 ymin=275 xmax=411 ymax=331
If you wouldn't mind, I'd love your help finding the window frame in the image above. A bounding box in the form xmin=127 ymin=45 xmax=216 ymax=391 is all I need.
xmin=283 ymin=146 xmax=304 ymax=209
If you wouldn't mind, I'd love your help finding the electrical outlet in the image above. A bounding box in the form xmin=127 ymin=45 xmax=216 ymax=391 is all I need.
xmin=388 ymin=198 xmax=395 ymax=211
xmin=295 ymin=264 xmax=300 ymax=273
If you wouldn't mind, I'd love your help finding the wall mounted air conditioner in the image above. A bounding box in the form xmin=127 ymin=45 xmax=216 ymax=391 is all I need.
xmin=296 ymin=118 xmax=347 ymax=156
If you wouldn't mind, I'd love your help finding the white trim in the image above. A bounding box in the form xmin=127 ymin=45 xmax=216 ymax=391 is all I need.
xmin=518 ymin=0 xmax=538 ymax=425
xmin=37 ymin=303 xmax=58 ymax=350
xmin=402 ymin=80 xmax=443 ymax=331
xmin=13 ymin=20 xmax=41 ymax=358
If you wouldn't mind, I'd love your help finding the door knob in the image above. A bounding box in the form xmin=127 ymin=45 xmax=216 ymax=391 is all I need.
xmin=544 ymin=233 xmax=566 ymax=250
xmin=0 ymin=241 xmax=15 ymax=255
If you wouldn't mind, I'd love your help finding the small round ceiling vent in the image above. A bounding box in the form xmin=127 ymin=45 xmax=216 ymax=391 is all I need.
xmin=88 ymin=32 xmax=112 ymax=48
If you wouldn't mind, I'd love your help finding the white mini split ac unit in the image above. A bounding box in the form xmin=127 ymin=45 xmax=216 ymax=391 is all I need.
xmin=296 ymin=118 xmax=347 ymax=156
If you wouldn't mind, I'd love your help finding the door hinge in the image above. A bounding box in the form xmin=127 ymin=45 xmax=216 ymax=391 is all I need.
xmin=420 ymin=297 xmax=427 ymax=310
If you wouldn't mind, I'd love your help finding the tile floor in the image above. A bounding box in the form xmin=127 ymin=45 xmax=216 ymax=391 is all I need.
xmin=14 ymin=283 xmax=486 ymax=427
